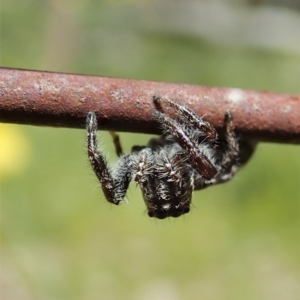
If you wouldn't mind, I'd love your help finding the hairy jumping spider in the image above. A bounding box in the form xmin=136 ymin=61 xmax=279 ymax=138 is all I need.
xmin=86 ymin=96 xmax=254 ymax=219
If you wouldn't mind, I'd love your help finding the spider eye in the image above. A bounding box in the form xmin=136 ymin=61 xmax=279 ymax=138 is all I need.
xmin=183 ymin=207 xmax=190 ymax=214
xmin=148 ymin=209 xmax=168 ymax=219
xmin=148 ymin=211 xmax=154 ymax=218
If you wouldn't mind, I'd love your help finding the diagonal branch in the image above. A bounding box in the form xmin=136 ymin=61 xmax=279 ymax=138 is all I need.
xmin=0 ymin=67 xmax=299 ymax=144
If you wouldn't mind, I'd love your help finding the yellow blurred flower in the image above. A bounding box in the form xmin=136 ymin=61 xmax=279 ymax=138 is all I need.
xmin=0 ymin=124 xmax=30 ymax=178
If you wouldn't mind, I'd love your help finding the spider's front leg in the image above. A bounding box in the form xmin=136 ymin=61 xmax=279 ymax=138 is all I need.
xmin=153 ymin=96 xmax=217 ymax=142
xmin=86 ymin=112 xmax=131 ymax=205
xmin=154 ymin=110 xmax=219 ymax=180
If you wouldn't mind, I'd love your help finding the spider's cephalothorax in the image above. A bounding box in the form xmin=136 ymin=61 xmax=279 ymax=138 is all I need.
xmin=86 ymin=96 xmax=254 ymax=219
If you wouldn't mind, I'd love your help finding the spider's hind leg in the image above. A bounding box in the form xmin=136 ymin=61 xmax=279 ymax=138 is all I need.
xmin=109 ymin=131 xmax=123 ymax=157
xmin=219 ymin=111 xmax=239 ymax=173
xmin=210 ymin=111 xmax=256 ymax=185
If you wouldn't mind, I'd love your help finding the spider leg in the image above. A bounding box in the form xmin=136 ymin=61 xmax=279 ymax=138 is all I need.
xmin=193 ymin=111 xmax=238 ymax=189
xmin=154 ymin=110 xmax=219 ymax=180
xmin=153 ymin=96 xmax=217 ymax=142
xmin=198 ymin=111 xmax=256 ymax=188
xmin=218 ymin=111 xmax=239 ymax=171
xmin=86 ymin=112 xmax=131 ymax=204
xmin=208 ymin=110 xmax=240 ymax=185
xmin=109 ymin=131 xmax=123 ymax=157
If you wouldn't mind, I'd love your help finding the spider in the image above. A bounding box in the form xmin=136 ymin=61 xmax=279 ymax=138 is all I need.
xmin=86 ymin=96 xmax=255 ymax=219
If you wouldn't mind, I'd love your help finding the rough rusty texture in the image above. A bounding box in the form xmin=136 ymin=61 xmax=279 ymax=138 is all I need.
xmin=0 ymin=67 xmax=299 ymax=143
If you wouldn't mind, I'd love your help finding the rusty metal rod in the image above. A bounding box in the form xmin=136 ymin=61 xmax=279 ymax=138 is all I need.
xmin=0 ymin=67 xmax=299 ymax=143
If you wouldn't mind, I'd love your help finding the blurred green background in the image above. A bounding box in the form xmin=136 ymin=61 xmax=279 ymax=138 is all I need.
xmin=1 ymin=1 xmax=299 ymax=300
